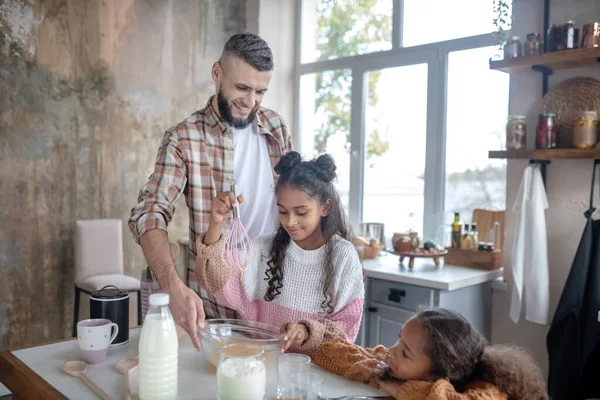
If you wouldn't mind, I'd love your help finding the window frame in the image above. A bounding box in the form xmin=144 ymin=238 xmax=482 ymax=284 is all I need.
xmin=293 ymin=0 xmax=499 ymax=235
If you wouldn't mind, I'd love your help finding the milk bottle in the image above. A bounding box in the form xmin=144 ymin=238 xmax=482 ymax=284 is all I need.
xmin=138 ymin=293 xmax=178 ymax=400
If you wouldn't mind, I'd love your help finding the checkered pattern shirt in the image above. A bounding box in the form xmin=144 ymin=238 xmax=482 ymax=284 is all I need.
xmin=129 ymin=96 xmax=292 ymax=319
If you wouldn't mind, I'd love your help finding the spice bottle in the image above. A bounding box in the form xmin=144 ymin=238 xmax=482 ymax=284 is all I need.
xmin=451 ymin=213 xmax=462 ymax=249
xmin=470 ymin=223 xmax=479 ymax=250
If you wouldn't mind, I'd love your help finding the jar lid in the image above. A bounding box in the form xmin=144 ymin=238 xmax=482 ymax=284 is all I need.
xmin=91 ymin=285 xmax=129 ymax=300
xmin=508 ymin=115 xmax=527 ymax=120
xmin=580 ymin=111 xmax=598 ymax=120
xmin=540 ymin=113 xmax=557 ymax=117
xmin=511 ymin=36 xmax=520 ymax=40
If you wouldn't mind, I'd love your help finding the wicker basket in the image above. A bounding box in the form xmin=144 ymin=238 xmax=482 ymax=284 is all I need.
xmin=540 ymin=77 xmax=600 ymax=148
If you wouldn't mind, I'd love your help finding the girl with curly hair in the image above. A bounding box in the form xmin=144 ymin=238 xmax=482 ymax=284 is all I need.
xmin=314 ymin=307 xmax=548 ymax=400
xmin=195 ymin=151 xmax=364 ymax=355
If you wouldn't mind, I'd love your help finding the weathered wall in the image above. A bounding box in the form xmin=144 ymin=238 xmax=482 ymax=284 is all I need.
xmin=0 ymin=0 xmax=246 ymax=350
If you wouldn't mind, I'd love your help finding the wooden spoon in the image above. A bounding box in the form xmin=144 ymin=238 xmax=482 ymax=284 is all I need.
xmin=63 ymin=360 xmax=112 ymax=400
xmin=115 ymin=357 xmax=138 ymax=375
xmin=115 ymin=358 xmax=138 ymax=400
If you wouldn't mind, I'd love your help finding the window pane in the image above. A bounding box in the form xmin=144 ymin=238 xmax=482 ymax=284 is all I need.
xmin=403 ymin=0 xmax=502 ymax=47
xmin=300 ymin=70 xmax=352 ymax=213
xmin=301 ymin=0 xmax=393 ymax=63
xmin=362 ymin=64 xmax=428 ymax=242
xmin=444 ymin=46 xmax=509 ymax=223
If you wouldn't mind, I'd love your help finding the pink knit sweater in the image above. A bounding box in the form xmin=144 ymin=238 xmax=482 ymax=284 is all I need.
xmin=195 ymin=233 xmax=365 ymax=354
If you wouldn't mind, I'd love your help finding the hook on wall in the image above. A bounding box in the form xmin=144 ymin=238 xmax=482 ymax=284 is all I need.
xmin=529 ymin=159 xmax=551 ymax=187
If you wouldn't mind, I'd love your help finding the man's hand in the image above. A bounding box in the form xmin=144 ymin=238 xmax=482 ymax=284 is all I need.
xmin=164 ymin=278 xmax=206 ymax=351
xmin=280 ymin=322 xmax=309 ymax=352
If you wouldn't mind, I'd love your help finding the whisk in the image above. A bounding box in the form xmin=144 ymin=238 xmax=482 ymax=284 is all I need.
xmin=224 ymin=179 xmax=254 ymax=282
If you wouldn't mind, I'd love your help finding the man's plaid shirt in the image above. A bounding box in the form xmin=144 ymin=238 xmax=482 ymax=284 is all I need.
xmin=129 ymin=96 xmax=292 ymax=319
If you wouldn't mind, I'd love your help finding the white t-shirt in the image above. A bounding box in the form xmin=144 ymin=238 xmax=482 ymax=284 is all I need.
xmin=231 ymin=122 xmax=279 ymax=239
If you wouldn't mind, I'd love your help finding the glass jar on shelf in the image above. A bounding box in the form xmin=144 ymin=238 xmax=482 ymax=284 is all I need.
xmin=524 ymin=33 xmax=543 ymax=55
xmin=536 ymin=113 xmax=557 ymax=149
xmin=504 ymin=36 xmax=522 ymax=59
xmin=506 ymin=115 xmax=527 ymax=150
xmin=572 ymin=111 xmax=598 ymax=149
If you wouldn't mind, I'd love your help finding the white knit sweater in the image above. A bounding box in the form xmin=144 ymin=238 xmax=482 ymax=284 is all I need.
xmin=196 ymin=233 xmax=365 ymax=353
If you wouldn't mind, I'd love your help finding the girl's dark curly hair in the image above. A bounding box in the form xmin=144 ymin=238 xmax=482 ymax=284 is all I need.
xmin=264 ymin=151 xmax=352 ymax=313
xmin=415 ymin=308 xmax=549 ymax=400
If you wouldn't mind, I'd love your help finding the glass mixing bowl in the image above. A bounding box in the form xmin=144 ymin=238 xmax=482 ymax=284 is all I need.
xmin=198 ymin=319 xmax=283 ymax=368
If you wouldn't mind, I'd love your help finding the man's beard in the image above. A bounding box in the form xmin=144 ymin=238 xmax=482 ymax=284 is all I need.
xmin=217 ymin=90 xmax=258 ymax=129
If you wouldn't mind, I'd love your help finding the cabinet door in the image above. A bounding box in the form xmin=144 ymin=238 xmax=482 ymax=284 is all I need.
xmin=366 ymin=304 xmax=414 ymax=348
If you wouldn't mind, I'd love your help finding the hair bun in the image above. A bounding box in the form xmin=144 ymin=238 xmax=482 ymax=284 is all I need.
xmin=315 ymin=154 xmax=337 ymax=182
xmin=274 ymin=151 xmax=302 ymax=175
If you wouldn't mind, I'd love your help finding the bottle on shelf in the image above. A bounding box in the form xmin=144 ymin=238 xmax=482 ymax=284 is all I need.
xmin=451 ymin=213 xmax=462 ymax=249
xmin=470 ymin=222 xmax=479 ymax=250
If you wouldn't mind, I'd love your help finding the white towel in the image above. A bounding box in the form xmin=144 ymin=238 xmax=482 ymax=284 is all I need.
xmin=509 ymin=165 xmax=550 ymax=325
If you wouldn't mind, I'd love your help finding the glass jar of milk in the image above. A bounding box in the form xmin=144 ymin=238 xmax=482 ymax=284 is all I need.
xmin=217 ymin=344 xmax=266 ymax=400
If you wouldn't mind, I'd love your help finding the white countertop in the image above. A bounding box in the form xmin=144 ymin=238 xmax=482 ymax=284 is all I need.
xmin=362 ymin=252 xmax=503 ymax=291
xmin=5 ymin=329 xmax=384 ymax=400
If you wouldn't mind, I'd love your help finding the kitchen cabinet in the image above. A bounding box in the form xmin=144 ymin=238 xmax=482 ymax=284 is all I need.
xmin=361 ymin=254 xmax=501 ymax=349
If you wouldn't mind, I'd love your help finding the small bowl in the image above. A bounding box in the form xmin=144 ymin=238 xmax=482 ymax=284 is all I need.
xmin=198 ymin=319 xmax=283 ymax=368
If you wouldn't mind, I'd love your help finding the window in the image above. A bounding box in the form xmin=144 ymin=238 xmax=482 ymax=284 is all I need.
xmin=301 ymin=0 xmax=393 ymax=63
xmin=362 ymin=64 xmax=428 ymax=236
xmin=444 ymin=46 xmax=509 ymax=222
xmin=402 ymin=0 xmax=500 ymax=47
xmin=300 ymin=70 xmax=352 ymax=212
xmin=296 ymin=1 xmax=509 ymax=240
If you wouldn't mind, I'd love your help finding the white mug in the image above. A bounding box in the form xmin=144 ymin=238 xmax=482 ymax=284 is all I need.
xmin=77 ymin=318 xmax=118 ymax=364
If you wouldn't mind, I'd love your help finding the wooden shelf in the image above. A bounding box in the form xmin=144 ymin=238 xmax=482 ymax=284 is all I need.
xmin=489 ymin=149 xmax=600 ymax=159
xmin=489 ymin=47 xmax=600 ymax=74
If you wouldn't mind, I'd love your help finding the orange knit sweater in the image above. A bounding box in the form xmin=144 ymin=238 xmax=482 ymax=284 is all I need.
xmin=313 ymin=338 xmax=508 ymax=400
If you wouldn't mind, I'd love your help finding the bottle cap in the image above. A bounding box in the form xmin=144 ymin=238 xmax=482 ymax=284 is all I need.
xmin=149 ymin=293 xmax=169 ymax=306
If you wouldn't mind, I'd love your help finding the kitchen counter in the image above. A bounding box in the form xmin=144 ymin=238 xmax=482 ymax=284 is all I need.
xmin=362 ymin=252 xmax=503 ymax=291
xmin=0 ymin=328 xmax=384 ymax=399
xmin=359 ymin=252 xmax=502 ymax=347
